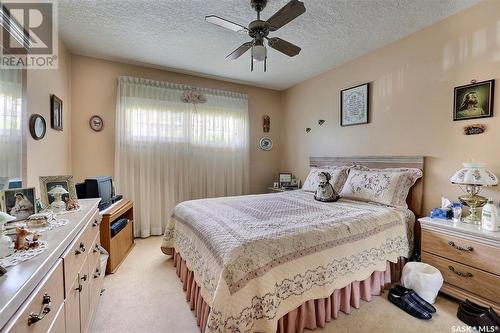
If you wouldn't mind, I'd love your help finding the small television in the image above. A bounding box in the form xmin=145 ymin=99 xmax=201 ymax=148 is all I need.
xmin=77 ymin=176 xmax=121 ymax=210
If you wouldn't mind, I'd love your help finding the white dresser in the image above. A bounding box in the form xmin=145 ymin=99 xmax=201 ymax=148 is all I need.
xmin=0 ymin=199 xmax=104 ymax=333
xmin=419 ymin=217 xmax=500 ymax=312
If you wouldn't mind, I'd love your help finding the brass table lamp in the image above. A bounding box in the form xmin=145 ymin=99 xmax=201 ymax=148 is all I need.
xmin=450 ymin=163 xmax=498 ymax=224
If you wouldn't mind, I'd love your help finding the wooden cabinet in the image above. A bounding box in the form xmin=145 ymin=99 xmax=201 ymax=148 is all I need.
xmin=419 ymin=217 xmax=500 ymax=312
xmin=100 ymin=199 xmax=134 ymax=274
xmin=0 ymin=199 xmax=104 ymax=333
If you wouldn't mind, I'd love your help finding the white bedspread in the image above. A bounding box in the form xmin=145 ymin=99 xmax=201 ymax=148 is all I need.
xmin=162 ymin=190 xmax=414 ymax=332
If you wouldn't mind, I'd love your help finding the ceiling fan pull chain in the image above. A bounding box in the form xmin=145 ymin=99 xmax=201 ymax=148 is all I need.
xmin=251 ymin=55 xmax=254 ymax=72
xmin=264 ymin=57 xmax=267 ymax=72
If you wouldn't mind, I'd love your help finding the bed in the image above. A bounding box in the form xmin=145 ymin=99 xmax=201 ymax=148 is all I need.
xmin=161 ymin=156 xmax=424 ymax=333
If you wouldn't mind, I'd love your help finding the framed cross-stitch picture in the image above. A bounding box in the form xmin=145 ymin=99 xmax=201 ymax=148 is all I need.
xmin=340 ymin=83 xmax=369 ymax=127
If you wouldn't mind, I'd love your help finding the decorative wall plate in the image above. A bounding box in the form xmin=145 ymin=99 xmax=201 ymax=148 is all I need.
xmin=29 ymin=114 xmax=46 ymax=140
xmin=89 ymin=115 xmax=104 ymax=132
xmin=259 ymin=137 xmax=273 ymax=151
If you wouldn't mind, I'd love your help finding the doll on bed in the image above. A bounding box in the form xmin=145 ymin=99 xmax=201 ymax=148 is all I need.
xmin=314 ymin=171 xmax=340 ymax=202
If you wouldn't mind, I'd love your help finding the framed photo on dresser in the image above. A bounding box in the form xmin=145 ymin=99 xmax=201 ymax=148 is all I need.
xmin=39 ymin=175 xmax=77 ymax=207
xmin=340 ymin=83 xmax=369 ymax=126
xmin=0 ymin=187 xmax=36 ymax=221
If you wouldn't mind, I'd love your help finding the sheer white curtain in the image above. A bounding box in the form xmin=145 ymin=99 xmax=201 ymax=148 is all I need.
xmin=115 ymin=76 xmax=249 ymax=237
xmin=0 ymin=68 xmax=22 ymax=184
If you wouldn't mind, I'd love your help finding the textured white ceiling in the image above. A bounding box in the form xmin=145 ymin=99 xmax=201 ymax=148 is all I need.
xmin=58 ymin=0 xmax=480 ymax=90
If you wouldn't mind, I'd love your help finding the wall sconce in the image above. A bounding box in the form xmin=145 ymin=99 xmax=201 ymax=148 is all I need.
xmin=318 ymin=120 xmax=325 ymax=126
xmin=305 ymin=127 xmax=311 ymax=133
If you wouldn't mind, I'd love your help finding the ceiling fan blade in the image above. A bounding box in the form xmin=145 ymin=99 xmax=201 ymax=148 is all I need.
xmin=267 ymin=37 xmax=301 ymax=57
xmin=266 ymin=0 xmax=306 ymax=31
xmin=226 ymin=42 xmax=253 ymax=60
xmin=205 ymin=15 xmax=248 ymax=33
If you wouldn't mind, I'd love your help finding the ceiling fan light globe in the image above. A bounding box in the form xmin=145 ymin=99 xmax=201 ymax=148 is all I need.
xmin=252 ymin=45 xmax=267 ymax=62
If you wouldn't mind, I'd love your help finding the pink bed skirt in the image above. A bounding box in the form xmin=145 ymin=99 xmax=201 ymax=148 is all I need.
xmin=173 ymin=252 xmax=405 ymax=333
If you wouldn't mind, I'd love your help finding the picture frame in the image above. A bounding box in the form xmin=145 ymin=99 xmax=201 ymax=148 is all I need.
xmin=50 ymin=94 xmax=63 ymax=130
xmin=0 ymin=187 xmax=36 ymax=221
xmin=453 ymin=80 xmax=495 ymax=121
xmin=340 ymin=83 xmax=369 ymax=126
xmin=29 ymin=114 xmax=46 ymax=140
xmin=279 ymin=173 xmax=292 ymax=187
xmin=39 ymin=175 xmax=77 ymax=207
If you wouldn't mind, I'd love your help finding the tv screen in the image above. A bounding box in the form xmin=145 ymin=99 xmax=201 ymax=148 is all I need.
xmin=85 ymin=176 xmax=113 ymax=202
xmin=98 ymin=179 xmax=112 ymax=202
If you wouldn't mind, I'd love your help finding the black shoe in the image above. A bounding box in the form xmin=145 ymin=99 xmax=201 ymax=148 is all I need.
xmin=394 ymin=284 xmax=437 ymax=313
xmin=457 ymin=302 xmax=500 ymax=333
xmin=464 ymin=300 xmax=500 ymax=326
xmin=388 ymin=288 xmax=432 ymax=320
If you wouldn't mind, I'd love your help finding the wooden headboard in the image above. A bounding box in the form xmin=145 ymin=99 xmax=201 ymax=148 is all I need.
xmin=309 ymin=156 xmax=425 ymax=216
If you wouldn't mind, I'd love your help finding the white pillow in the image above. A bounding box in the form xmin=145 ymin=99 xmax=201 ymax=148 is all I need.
xmin=302 ymin=166 xmax=350 ymax=193
xmin=339 ymin=167 xmax=422 ymax=208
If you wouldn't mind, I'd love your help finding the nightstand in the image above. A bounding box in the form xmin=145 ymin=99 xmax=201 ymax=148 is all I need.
xmin=267 ymin=187 xmax=298 ymax=193
xmin=418 ymin=217 xmax=500 ymax=312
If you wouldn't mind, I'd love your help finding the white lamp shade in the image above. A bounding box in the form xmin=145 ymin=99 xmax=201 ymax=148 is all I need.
xmin=251 ymin=45 xmax=267 ymax=62
xmin=48 ymin=185 xmax=69 ymax=196
xmin=0 ymin=211 xmax=16 ymax=223
xmin=450 ymin=162 xmax=498 ymax=186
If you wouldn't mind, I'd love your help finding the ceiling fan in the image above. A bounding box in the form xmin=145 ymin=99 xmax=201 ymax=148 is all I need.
xmin=205 ymin=0 xmax=306 ymax=72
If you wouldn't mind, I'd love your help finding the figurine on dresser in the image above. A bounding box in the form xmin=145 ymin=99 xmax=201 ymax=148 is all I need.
xmin=14 ymin=227 xmax=40 ymax=250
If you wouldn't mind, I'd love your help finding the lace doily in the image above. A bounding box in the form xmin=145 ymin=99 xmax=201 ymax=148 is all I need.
xmin=27 ymin=218 xmax=69 ymax=233
xmin=0 ymin=241 xmax=48 ymax=268
xmin=5 ymin=218 xmax=69 ymax=235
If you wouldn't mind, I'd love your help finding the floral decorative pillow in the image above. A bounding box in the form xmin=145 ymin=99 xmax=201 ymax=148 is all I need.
xmin=302 ymin=166 xmax=350 ymax=193
xmin=339 ymin=167 xmax=422 ymax=208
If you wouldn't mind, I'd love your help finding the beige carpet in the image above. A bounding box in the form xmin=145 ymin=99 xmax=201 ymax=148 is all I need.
xmin=92 ymin=236 xmax=464 ymax=333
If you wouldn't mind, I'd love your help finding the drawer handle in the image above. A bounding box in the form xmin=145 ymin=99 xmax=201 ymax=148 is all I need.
xmin=92 ymin=219 xmax=101 ymax=227
xmin=81 ymin=274 xmax=88 ymax=282
xmin=28 ymin=293 xmax=51 ymax=325
xmin=448 ymin=265 xmax=473 ymax=278
xmin=448 ymin=241 xmax=473 ymax=252
xmin=75 ymin=242 xmax=86 ymax=255
xmin=94 ymin=268 xmax=101 ymax=279
xmin=76 ymin=284 xmax=82 ymax=292
xmin=93 ymin=244 xmax=100 ymax=253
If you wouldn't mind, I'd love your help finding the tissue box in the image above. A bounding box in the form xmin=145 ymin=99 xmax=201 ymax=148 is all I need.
xmin=430 ymin=208 xmax=453 ymax=220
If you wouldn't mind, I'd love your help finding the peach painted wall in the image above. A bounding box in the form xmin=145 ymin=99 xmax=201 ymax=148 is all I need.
xmin=26 ymin=40 xmax=72 ymax=194
xmin=70 ymin=56 xmax=282 ymax=194
xmin=280 ymin=0 xmax=500 ymax=214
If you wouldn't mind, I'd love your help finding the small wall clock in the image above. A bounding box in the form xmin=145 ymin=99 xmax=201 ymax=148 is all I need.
xmin=259 ymin=137 xmax=273 ymax=151
xmin=89 ymin=115 xmax=104 ymax=132
xmin=29 ymin=114 xmax=46 ymax=140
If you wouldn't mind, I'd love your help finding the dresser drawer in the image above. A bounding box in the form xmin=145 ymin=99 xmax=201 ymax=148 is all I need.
xmin=89 ymin=250 xmax=103 ymax=314
xmin=421 ymin=229 xmax=500 ymax=275
xmin=89 ymin=210 xmax=102 ymax=241
xmin=62 ymin=209 xmax=100 ymax=296
xmin=89 ymin=232 xmax=101 ymax=273
xmin=2 ymin=260 xmax=64 ymax=333
xmin=47 ymin=304 xmax=65 ymax=333
xmin=422 ymin=252 xmax=500 ymax=303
